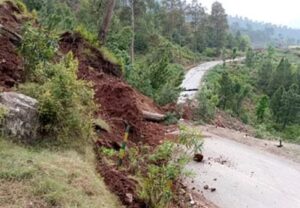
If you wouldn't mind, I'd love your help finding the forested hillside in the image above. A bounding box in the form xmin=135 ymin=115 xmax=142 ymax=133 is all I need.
xmin=21 ymin=0 xmax=250 ymax=105
xmin=229 ymin=16 xmax=300 ymax=48
xmin=1 ymin=0 xmax=300 ymax=207
xmin=197 ymin=47 xmax=300 ymax=143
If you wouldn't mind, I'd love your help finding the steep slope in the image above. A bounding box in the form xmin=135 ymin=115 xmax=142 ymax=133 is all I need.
xmin=59 ymin=32 xmax=167 ymax=147
xmin=0 ymin=1 xmax=25 ymax=88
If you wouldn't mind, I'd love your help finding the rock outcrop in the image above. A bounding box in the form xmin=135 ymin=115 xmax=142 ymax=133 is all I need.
xmin=0 ymin=92 xmax=39 ymax=142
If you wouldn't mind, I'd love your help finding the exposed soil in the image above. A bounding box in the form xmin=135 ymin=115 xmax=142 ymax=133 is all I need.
xmin=59 ymin=32 xmax=169 ymax=207
xmin=59 ymin=32 xmax=166 ymax=148
xmin=96 ymin=159 xmax=146 ymax=208
xmin=213 ymin=110 xmax=253 ymax=133
xmin=0 ymin=1 xmax=26 ymax=89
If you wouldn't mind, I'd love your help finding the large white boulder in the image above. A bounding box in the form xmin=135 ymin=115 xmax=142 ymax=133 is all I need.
xmin=0 ymin=92 xmax=39 ymax=142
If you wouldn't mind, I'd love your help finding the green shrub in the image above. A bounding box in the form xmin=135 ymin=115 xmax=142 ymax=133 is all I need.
xmin=128 ymin=47 xmax=184 ymax=106
xmin=139 ymin=164 xmax=175 ymax=208
xmin=140 ymin=142 xmax=189 ymax=208
xmin=139 ymin=127 xmax=202 ymax=208
xmin=148 ymin=142 xmax=175 ymax=163
xmin=283 ymin=125 xmax=300 ymax=143
xmin=15 ymin=0 xmax=28 ymax=13
xmin=19 ymin=24 xmax=58 ymax=80
xmin=195 ymin=87 xmax=218 ymax=122
xmin=75 ymin=25 xmax=98 ymax=46
xmin=20 ymin=53 xmax=95 ymax=144
xmin=203 ymin=48 xmax=218 ymax=57
xmin=41 ymin=54 xmax=95 ymax=141
xmin=163 ymin=112 xmax=179 ymax=125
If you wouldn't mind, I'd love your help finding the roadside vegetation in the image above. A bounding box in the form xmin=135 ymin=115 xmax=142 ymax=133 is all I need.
xmin=4 ymin=0 xmax=297 ymax=207
xmin=0 ymin=138 xmax=121 ymax=208
xmin=0 ymin=1 xmax=208 ymax=207
xmin=196 ymin=47 xmax=300 ymax=143
xmin=21 ymin=0 xmax=248 ymax=105
xmin=98 ymin=125 xmax=203 ymax=208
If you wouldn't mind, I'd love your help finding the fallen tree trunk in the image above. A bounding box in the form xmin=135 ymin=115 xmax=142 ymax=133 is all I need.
xmin=142 ymin=111 xmax=166 ymax=122
xmin=0 ymin=24 xmax=22 ymax=44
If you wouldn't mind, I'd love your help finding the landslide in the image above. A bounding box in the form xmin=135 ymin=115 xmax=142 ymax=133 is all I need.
xmin=59 ymin=32 xmax=169 ymax=208
xmin=59 ymin=32 xmax=166 ymax=148
xmin=0 ymin=1 xmax=26 ymax=88
xmin=0 ymin=2 xmax=171 ymax=207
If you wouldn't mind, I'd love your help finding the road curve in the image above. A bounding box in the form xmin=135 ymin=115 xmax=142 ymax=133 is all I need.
xmin=178 ymin=58 xmax=244 ymax=104
xmin=186 ymin=131 xmax=300 ymax=208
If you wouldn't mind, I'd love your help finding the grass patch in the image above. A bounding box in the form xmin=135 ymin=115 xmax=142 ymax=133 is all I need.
xmin=0 ymin=138 xmax=121 ymax=208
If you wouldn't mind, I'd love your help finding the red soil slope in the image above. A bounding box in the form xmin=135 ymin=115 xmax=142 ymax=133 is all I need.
xmin=0 ymin=1 xmax=25 ymax=88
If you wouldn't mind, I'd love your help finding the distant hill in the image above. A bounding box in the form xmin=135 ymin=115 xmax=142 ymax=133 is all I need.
xmin=228 ymin=16 xmax=300 ymax=48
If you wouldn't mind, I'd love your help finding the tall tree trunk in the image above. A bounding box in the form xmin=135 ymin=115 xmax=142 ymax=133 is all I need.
xmin=130 ymin=0 xmax=135 ymax=64
xmin=99 ymin=0 xmax=116 ymax=45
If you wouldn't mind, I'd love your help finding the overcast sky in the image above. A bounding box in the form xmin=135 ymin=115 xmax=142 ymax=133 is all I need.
xmin=192 ymin=0 xmax=300 ymax=28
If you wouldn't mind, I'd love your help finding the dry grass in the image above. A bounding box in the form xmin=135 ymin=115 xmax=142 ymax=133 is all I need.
xmin=0 ymin=138 xmax=121 ymax=208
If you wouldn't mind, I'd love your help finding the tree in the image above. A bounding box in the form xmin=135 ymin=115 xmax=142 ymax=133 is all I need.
xmin=218 ymin=71 xmax=233 ymax=109
xmin=161 ymin=0 xmax=187 ymax=44
xmin=279 ymin=84 xmax=300 ymax=129
xmin=233 ymin=83 xmax=250 ymax=116
xmin=256 ymin=96 xmax=269 ymax=122
xmin=187 ymin=0 xmax=206 ymax=52
xmin=268 ymin=58 xmax=293 ymax=96
xmin=257 ymin=58 xmax=273 ymax=92
xmin=208 ymin=2 xmax=228 ymax=52
xmin=270 ymin=86 xmax=284 ymax=122
xmin=130 ymin=0 xmax=135 ymax=64
xmin=232 ymin=48 xmax=237 ymax=61
xmin=245 ymin=48 xmax=255 ymax=68
xmin=99 ymin=0 xmax=116 ymax=44
xmin=238 ymin=35 xmax=250 ymax=52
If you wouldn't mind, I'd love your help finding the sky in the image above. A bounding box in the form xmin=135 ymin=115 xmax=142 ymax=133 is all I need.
xmin=191 ymin=0 xmax=300 ymax=28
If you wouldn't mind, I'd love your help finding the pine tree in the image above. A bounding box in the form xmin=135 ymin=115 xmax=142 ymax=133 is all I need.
xmin=245 ymin=48 xmax=255 ymax=68
xmin=187 ymin=0 xmax=207 ymax=52
xmin=279 ymin=84 xmax=300 ymax=129
xmin=218 ymin=71 xmax=233 ymax=110
xmin=257 ymin=58 xmax=273 ymax=92
xmin=268 ymin=58 xmax=293 ymax=96
xmin=208 ymin=2 xmax=228 ymax=52
xmin=270 ymin=86 xmax=284 ymax=122
xmin=256 ymin=96 xmax=269 ymax=123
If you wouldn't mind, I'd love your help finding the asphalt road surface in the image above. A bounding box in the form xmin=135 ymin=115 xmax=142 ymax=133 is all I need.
xmin=178 ymin=58 xmax=244 ymax=104
xmin=186 ymin=130 xmax=300 ymax=208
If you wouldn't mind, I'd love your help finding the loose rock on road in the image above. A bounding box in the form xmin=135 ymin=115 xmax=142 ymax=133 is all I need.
xmin=186 ymin=129 xmax=300 ymax=208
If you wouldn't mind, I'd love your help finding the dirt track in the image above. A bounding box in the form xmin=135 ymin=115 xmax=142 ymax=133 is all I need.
xmin=186 ymin=127 xmax=300 ymax=208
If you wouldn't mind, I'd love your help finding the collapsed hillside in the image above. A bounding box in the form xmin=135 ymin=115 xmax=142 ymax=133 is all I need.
xmin=59 ymin=32 xmax=167 ymax=147
xmin=0 ymin=1 xmax=25 ymax=88
xmin=0 ymin=2 xmax=172 ymax=207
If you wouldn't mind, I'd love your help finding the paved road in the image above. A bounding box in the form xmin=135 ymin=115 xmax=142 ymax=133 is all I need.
xmin=178 ymin=58 xmax=244 ymax=104
xmin=186 ymin=131 xmax=300 ymax=208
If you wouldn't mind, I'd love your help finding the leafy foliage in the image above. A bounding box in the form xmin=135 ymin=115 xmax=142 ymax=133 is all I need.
xmin=128 ymin=42 xmax=184 ymax=105
xmin=201 ymin=48 xmax=300 ymax=142
xmin=20 ymin=54 xmax=95 ymax=144
xmin=139 ymin=126 xmax=202 ymax=208
xmin=19 ymin=24 xmax=58 ymax=80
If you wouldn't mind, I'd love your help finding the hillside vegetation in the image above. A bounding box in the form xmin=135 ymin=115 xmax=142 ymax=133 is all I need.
xmin=229 ymin=16 xmax=300 ymax=48
xmin=196 ymin=47 xmax=300 ymax=143
xmin=0 ymin=138 xmax=121 ymax=208
xmin=0 ymin=1 xmax=205 ymax=207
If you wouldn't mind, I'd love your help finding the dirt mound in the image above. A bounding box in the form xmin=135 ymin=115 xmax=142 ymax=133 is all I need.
xmin=96 ymin=160 xmax=146 ymax=208
xmin=0 ymin=1 xmax=25 ymax=88
xmin=59 ymin=32 xmax=166 ymax=147
xmin=214 ymin=110 xmax=250 ymax=132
